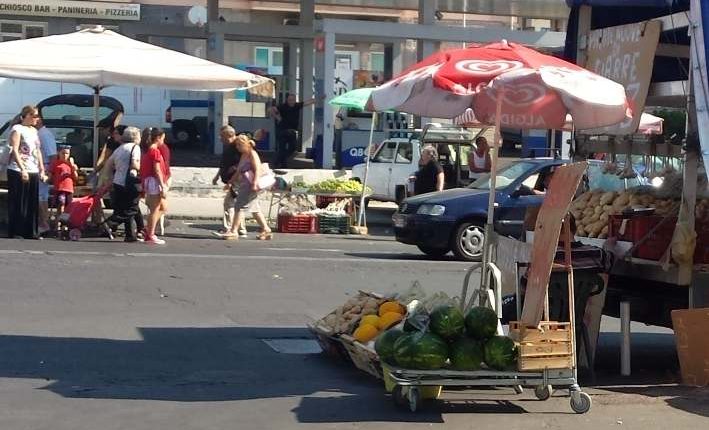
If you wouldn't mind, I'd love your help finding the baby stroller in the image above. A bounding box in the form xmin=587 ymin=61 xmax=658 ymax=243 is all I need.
xmin=57 ymin=186 xmax=113 ymax=241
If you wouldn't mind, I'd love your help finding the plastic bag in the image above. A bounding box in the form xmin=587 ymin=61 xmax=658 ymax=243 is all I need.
xmin=391 ymin=280 xmax=427 ymax=305
xmin=671 ymin=220 xmax=697 ymax=265
xmin=422 ymin=291 xmax=460 ymax=312
xmin=403 ymin=299 xmax=430 ymax=332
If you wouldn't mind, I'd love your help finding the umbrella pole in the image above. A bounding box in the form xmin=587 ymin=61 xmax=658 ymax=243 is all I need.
xmin=92 ymin=87 xmax=100 ymax=168
xmin=480 ymin=91 xmax=504 ymax=307
xmin=357 ymin=113 xmax=376 ymax=227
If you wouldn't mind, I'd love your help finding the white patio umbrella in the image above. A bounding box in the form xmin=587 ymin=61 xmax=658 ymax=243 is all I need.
xmin=0 ymin=25 xmax=274 ymax=163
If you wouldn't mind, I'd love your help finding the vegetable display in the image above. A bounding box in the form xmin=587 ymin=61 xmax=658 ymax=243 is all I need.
xmin=309 ymin=179 xmax=370 ymax=195
xmin=570 ymin=190 xmax=680 ymax=239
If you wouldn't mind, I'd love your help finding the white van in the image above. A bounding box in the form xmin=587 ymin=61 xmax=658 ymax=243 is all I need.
xmin=351 ymin=125 xmax=489 ymax=203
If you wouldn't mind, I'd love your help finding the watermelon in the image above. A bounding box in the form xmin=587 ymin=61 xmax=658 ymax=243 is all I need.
xmin=393 ymin=332 xmax=449 ymax=370
xmin=429 ymin=305 xmax=465 ymax=340
xmin=449 ymin=337 xmax=484 ymax=371
xmin=465 ymin=306 xmax=498 ymax=340
xmin=374 ymin=328 xmax=404 ymax=364
xmin=484 ymin=336 xmax=518 ymax=371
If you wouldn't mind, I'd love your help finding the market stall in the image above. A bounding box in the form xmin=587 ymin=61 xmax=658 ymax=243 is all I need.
xmin=306 ymin=38 xmax=635 ymax=414
xmin=268 ymin=177 xmax=370 ymax=234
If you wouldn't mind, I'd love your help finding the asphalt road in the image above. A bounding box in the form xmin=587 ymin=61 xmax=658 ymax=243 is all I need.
xmin=0 ymin=219 xmax=707 ymax=429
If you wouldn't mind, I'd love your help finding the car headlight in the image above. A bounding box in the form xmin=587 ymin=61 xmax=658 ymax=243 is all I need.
xmin=417 ymin=204 xmax=446 ymax=216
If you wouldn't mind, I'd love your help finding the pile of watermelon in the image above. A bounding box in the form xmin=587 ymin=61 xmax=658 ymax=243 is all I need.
xmin=374 ymin=304 xmax=517 ymax=371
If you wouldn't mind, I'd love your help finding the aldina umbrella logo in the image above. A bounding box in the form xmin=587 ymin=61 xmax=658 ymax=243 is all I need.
xmin=454 ymin=60 xmax=524 ymax=77
xmin=387 ymin=62 xmax=445 ymax=88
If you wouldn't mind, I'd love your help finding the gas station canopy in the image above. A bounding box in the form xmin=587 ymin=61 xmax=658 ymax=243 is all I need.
xmin=220 ymin=0 xmax=570 ymax=19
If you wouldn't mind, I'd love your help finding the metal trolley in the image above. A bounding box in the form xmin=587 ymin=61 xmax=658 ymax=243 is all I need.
xmin=386 ymin=218 xmax=592 ymax=414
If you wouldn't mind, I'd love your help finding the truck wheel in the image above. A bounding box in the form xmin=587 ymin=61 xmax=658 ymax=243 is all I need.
xmin=451 ymin=221 xmax=485 ymax=262
xmin=171 ymin=120 xmax=198 ymax=147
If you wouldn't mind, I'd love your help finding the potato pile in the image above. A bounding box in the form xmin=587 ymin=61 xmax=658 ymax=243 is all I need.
xmin=320 ymin=294 xmax=385 ymax=334
xmin=570 ymin=190 xmax=679 ymax=239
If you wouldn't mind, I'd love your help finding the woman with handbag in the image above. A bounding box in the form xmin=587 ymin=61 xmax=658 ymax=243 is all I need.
xmin=218 ymin=134 xmax=273 ymax=241
xmin=104 ymin=126 xmax=144 ymax=242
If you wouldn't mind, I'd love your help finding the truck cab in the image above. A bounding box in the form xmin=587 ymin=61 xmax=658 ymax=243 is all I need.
xmin=351 ymin=124 xmax=489 ymax=203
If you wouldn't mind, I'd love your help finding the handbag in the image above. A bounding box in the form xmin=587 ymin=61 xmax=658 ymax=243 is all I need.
xmin=254 ymin=163 xmax=276 ymax=191
xmin=124 ymin=145 xmax=141 ymax=192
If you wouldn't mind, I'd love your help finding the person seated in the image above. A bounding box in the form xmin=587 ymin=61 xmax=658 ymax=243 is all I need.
xmin=533 ymin=167 xmax=556 ymax=195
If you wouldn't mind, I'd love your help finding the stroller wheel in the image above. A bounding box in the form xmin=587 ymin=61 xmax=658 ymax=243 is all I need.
xmin=69 ymin=229 xmax=81 ymax=241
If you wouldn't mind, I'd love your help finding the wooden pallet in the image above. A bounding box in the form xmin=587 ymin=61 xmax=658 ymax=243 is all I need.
xmin=509 ymin=321 xmax=573 ymax=371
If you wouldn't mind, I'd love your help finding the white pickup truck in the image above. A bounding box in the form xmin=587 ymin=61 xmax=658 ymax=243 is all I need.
xmin=351 ymin=125 xmax=489 ymax=203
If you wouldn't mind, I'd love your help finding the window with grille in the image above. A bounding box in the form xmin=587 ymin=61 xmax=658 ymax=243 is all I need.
xmin=0 ymin=20 xmax=47 ymax=41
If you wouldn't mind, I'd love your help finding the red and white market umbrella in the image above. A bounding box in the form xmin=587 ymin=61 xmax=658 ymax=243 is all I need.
xmin=454 ymin=109 xmax=663 ymax=135
xmin=368 ymin=41 xmax=632 ymax=303
xmin=368 ymin=40 xmax=630 ymax=130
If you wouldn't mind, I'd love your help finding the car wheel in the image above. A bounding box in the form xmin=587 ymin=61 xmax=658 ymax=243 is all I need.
xmin=451 ymin=221 xmax=485 ymax=261
xmin=416 ymin=245 xmax=450 ymax=258
xmin=171 ymin=120 xmax=198 ymax=146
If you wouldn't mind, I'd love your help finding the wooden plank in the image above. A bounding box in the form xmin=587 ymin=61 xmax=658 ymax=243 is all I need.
xmin=519 ymin=356 xmax=574 ymax=371
xmin=510 ymin=329 xmax=571 ymax=343
xmin=509 ymin=321 xmax=571 ymax=342
xmin=671 ymin=308 xmax=709 ymax=386
xmin=519 ymin=342 xmax=572 ymax=358
xmin=520 ymin=162 xmax=588 ymax=326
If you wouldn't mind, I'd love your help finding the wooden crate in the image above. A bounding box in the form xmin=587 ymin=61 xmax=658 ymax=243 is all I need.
xmin=340 ymin=334 xmax=383 ymax=379
xmin=509 ymin=321 xmax=573 ymax=371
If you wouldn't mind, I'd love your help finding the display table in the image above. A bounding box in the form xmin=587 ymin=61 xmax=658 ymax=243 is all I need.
xmin=267 ymin=190 xmax=369 ymax=233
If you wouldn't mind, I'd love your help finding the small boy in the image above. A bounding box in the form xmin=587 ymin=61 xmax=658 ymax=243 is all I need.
xmin=49 ymin=145 xmax=79 ymax=234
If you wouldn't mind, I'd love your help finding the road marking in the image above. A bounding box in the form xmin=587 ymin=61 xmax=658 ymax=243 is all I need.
xmin=0 ymin=249 xmax=469 ymax=267
xmin=266 ymin=247 xmax=344 ymax=253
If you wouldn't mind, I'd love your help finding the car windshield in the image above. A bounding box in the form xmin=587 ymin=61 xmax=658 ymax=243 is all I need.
xmin=469 ymin=161 xmax=538 ymax=190
xmin=586 ymin=162 xmax=645 ymax=191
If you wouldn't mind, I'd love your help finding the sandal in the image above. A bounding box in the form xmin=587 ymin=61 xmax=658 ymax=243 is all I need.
xmin=257 ymin=231 xmax=273 ymax=241
xmin=212 ymin=231 xmax=238 ymax=240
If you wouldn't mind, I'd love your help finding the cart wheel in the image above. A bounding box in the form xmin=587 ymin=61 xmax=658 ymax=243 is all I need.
xmin=407 ymin=386 xmax=420 ymax=412
xmin=513 ymin=385 xmax=524 ymax=395
xmin=534 ymin=385 xmax=552 ymax=401
xmin=570 ymin=391 xmax=592 ymax=414
xmin=392 ymin=385 xmax=407 ymax=407
xmin=69 ymin=229 xmax=81 ymax=241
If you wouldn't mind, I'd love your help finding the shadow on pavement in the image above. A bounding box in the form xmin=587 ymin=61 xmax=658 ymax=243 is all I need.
xmin=293 ymin=395 xmax=527 ymax=424
xmin=0 ymin=327 xmax=371 ymax=404
xmin=579 ymin=331 xmax=709 ymax=418
xmin=344 ymin=251 xmax=459 ymax=262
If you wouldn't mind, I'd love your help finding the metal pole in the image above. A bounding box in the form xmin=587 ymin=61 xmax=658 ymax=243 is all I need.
xmin=480 ymin=90 xmax=503 ymax=290
xmin=357 ymin=114 xmax=376 ymax=226
xmin=92 ymin=87 xmax=100 ymax=167
xmin=620 ymin=301 xmax=631 ymax=376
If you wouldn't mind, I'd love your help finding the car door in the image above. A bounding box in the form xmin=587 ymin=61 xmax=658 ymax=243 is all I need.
xmin=367 ymin=140 xmax=397 ymax=198
xmin=388 ymin=140 xmax=416 ymax=198
xmin=495 ymin=169 xmax=548 ymax=238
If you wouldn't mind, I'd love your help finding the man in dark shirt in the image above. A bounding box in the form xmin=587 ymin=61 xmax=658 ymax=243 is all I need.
xmin=270 ymin=93 xmax=316 ymax=168
xmin=212 ymin=125 xmax=246 ymax=235
xmin=414 ymin=145 xmax=445 ymax=195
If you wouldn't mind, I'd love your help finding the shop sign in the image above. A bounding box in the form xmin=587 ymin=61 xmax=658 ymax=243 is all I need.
xmin=0 ymin=0 xmax=140 ymax=21
xmin=584 ymin=20 xmax=661 ymax=135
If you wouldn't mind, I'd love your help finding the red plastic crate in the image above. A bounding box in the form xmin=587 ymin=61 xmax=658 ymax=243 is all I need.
xmin=277 ymin=214 xmax=318 ymax=234
xmin=608 ymin=215 xmax=677 ymax=260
